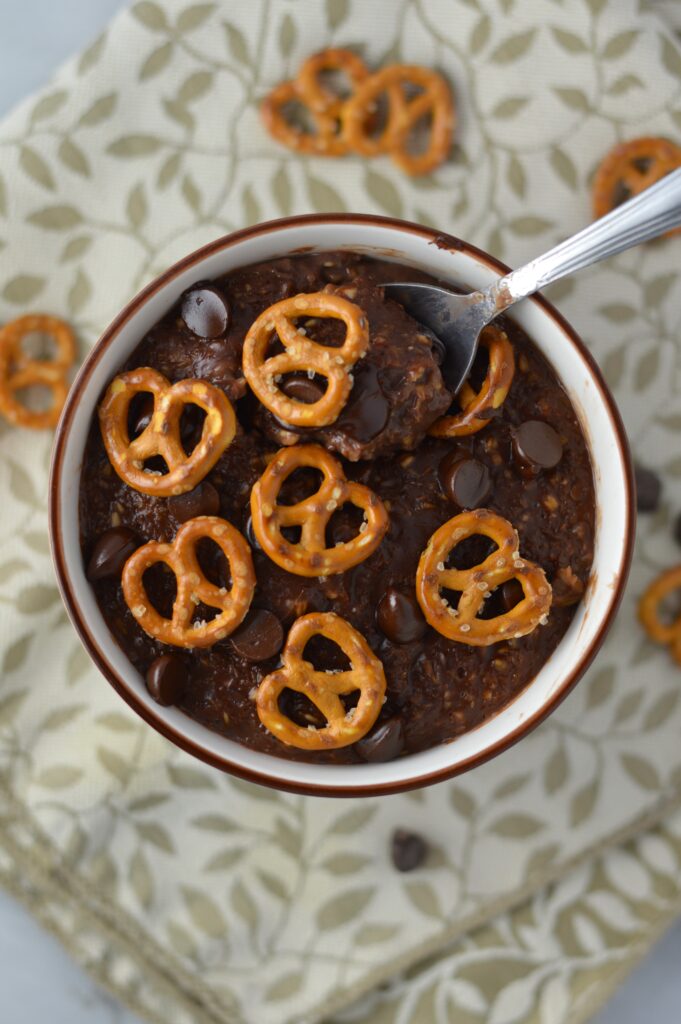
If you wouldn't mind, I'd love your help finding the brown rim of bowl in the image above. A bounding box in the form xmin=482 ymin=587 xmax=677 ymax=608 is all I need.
xmin=49 ymin=213 xmax=636 ymax=798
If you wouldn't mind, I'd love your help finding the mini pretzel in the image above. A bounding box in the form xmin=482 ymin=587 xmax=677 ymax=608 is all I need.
xmin=242 ymin=292 xmax=369 ymax=428
xmin=122 ymin=515 xmax=255 ymax=649
xmin=250 ymin=444 xmax=388 ymax=577
xmin=593 ymin=137 xmax=681 ymax=237
xmin=639 ymin=566 xmax=681 ymax=666
xmin=429 ymin=326 xmax=515 ymax=438
xmin=99 ymin=367 xmax=236 ymax=497
xmin=261 ymin=49 xmax=369 ymax=157
xmin=342 ymin=65 xmax=454 ymax=176
xmin=0 ymin=314 xmax=75 ymax=429
xmin=256 ymin=612 xmax=386 ymax=749
xmin=416 ymin=509 xmax=552 ymax=645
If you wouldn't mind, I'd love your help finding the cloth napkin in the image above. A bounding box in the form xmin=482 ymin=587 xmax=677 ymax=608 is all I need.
xmin=1 ymin=2 xmax=681 ymax=1022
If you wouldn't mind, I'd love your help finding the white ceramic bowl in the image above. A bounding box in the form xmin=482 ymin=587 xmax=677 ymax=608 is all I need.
xmin=49 ymin=215 xmax=635 ymax=796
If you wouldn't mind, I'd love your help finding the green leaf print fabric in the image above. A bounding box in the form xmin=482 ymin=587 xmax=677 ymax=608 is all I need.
xmin=0 ymin=2 xmax=681 ymax=1022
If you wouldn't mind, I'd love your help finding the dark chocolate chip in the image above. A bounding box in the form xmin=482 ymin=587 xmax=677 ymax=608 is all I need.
xmin=336 ymin=364 xmax=390 ymax=442
xmin=194 ymin=341 xmax=240 ymax=392
xmin=86 ymin=527 xmax=139 ymax=581
xmin=674 ymin=512 xmax=681 ymax=546
xmin=230 ymin=609 xmax=284 ymax=662
xmin=439 ymin=453 xmax=491 ymax=508
xmin=376 ymin=588 xmax=427 ymax=644
xmin=513 ymin=421 xmax=563 ymax=475
xmin=146 ymin=654 xmax=186 ymax=706
xmin=634 ymin=463 xmax=661 ymax=512
xmin=281 ymin=373 xmax=326 ymax=405
xmin=391 ymin=829 xmax=428 ymax=872
xmin=168 ymin=481 xmax=220 ymax=522
xmin=356 ymin=717 xmax=405 ymax=762
xmin=181 ymin=285 xmax=230 ymax=338
xmin=500 ymin=578 xmax=524 ymax=612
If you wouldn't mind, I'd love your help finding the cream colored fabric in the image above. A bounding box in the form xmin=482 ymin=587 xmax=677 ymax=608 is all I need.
xmin=0 ymin=2 xmax=680 ymax=1022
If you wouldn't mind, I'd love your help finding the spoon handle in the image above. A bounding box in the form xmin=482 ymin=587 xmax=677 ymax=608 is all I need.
xmin=493 ymin=166 xmax=681 ymax=307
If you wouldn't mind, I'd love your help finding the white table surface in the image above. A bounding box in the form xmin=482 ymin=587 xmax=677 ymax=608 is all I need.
xmin=1 ymin=3 xmax=680 ymax=1023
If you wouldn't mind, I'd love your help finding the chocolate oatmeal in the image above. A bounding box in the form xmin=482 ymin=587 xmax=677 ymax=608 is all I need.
xmin=80 ymin=252 xmax=595 ymax=764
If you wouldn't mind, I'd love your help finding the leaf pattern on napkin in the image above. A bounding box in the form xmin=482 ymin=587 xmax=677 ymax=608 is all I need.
xmin=0 ymin=1 xmax=681 ymax=1023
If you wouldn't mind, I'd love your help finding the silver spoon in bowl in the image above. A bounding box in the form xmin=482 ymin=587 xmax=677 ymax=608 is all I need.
xmin=384 ymin=167 xmax=681 ymax=393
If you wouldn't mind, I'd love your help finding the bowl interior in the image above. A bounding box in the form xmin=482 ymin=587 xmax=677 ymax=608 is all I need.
xmin=52 ymin=218 xmax=632 ymax=794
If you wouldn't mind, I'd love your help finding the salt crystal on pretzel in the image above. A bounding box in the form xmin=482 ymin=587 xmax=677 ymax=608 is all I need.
xmin=242 ymin=292 xmax=369 ymax=428
xmin=416 ymin=509 xmax=552 ymax=645
xmin=99 ymin=367 xmax=236 ymax=497
xmin=256 ymin=611 xmax=386 ymax=750
xmin=122 ymin=515 xmax=255 ymax=649
xmin=250 ymin=443 xmax=388 ymax=577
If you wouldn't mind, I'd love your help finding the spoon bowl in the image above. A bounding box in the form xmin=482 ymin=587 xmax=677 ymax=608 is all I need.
xmin=385 ymin=166 xmax=681 ymax=394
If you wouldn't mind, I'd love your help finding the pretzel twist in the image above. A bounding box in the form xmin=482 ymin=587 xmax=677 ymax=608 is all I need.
xmin=99 ymin=367 xmax=236 ymax=497
xmin=261 ymin=49 xmax=369 ymax=156
xmin=242 ymin=292 xmax=369 ymax=428
xmin=256 ymin=612 xmax=386 ymax=749
xmin=122 ymin=515 xmax=255 ymax=649
xmin=0 ymin=314 xmax=75 ymax=429
xmin=593 ymin=137 xmax=681 ymax=236
xmin=429 ymin=325 xmax=514 ymax=438
xmin=416 ymin=509 xmax=552 ymax=645
xmin=639 ymin=566 xmax=681 ymax=666
xmin=250 ymin=444 xmax=388 ymax=577
xmin=342 ymin=64 xmax=454 ymax=176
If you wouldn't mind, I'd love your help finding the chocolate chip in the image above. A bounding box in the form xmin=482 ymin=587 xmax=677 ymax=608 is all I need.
xmin=674 ymin=512 xmax=681 ymax=546
xmin=230 ymin=609 xmax=284 ymax=662
xmin=439 ymin=453 xmax=491 ymax=508
xmin=634 ymin=463 xmax=661 ymax=512
xmin=181 ymin=285 xmax=230 ymax=338
xmin=513 ymin=421 xmax=563 ymax=475
xmin=500 ymin=578 xmax=524 ymax=612
xmin=376 ymin=588 xmax=427 ymax=644
xmin=168 ymin=481 xmax=220 ymax=522
xmin=194 ymin=341 xmax=240 ymax=392
xmin=355 ymin=717 xmax=405 ymax=762
xmin=391 ymin=829 xmax=428 ymax=872
xmin=146 ymin=654 xmax=186 ymax=706
xmin=281 ymin=373 xmax=326 ymax=405
xmin=86 ymin=527 xmax=139 ymax=581
xmin=336 ymin=363 xmax=390 ymax=442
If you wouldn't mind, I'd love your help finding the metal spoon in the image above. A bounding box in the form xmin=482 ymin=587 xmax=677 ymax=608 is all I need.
xmin=384 ymin=167 xmax=681 ymax=393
